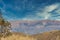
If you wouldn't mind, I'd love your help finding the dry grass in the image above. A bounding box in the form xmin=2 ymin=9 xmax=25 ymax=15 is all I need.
xmin=0 ymin=33 xmax=36 ymax=40
xmin=0 ymin=30 xmax=60 ymax=40
xmin=33 ymin=30 xmax=60 ymax=40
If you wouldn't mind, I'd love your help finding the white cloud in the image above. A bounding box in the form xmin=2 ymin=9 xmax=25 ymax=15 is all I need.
xmin=36 ymin=12 xmax=51 ymax=19
xmin=44 ymin=4 xmax=59 ymax=12
xmin=36 ymin=3 xmax=59 ymax=20
xmin=21 ymin=18 xmax=37 ymax=21
xmin=56 ymin=19 xmax=60 ymax=21
xmin=44 ymin=14 xmax=50 ymax=19
xmin=55 ymin=8 xmax=60 ymax=14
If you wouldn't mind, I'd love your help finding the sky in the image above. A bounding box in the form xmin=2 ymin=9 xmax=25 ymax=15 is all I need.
xmin=0 ymin=0 xmax=60 ymax=21
xmin=0 ymin=0 xmax=60 ymax=34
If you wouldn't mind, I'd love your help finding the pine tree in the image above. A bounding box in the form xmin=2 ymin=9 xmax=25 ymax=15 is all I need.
xmin=0 ymin=10 xmax=11 ymax=37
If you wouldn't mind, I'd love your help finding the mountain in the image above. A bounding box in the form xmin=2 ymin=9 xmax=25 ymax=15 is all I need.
xmin=10 ymin=20 xmax=60 ymax=34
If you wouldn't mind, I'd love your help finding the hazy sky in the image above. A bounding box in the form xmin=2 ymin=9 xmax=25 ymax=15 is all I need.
xmin=0 ymin=0 xmax=60 ymax=21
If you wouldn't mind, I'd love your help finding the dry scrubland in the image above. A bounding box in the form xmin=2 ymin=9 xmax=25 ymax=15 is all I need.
xmin=33 ymin=30 xmax=60 ymax=40
xmin=0 ymin=32 xmax=36 ymax=40
xmin=0 ymin=30 xmax=60 ymax=40
xmin=1 ymin=34 xmax=36 ymax=40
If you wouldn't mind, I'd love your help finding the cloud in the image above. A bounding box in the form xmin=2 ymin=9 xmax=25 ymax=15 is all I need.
xmin=1 ymin=0 xmax=60 ymax=21
xmin=19 ymin=3 xmax=60 ymax=20
xmin=44 ymin=4 xmax=59 ymax=12
xmin=55 ymin=5 xmax=60 ymax=14
xmin=36 ymin=3 xmax=59 ymax=20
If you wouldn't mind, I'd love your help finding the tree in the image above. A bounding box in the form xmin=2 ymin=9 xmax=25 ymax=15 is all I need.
xmin=0 ymin=10 xmax=12 ymax=37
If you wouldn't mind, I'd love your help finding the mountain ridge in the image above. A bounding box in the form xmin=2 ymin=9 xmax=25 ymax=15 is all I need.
xmin=10 ymin=20 xmax=60 ymax=34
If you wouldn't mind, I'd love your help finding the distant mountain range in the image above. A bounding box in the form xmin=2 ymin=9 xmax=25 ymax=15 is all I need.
xmin=10 ymin=20 xmax=60 ymax=34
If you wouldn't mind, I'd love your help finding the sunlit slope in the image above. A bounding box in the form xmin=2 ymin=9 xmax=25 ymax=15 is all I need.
xmin=1 ymin=30 xmax=60 ymax=40
xmin=1 ymin=32 xmax=36 ymax=40
xmin=33 ymin=30 xmax=60 ymax=40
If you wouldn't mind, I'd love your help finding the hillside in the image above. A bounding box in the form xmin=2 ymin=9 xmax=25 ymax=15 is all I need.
xmin=32 ymin=30 xmax=60 ymax=40
xmin=0 ymin=30 xmax=60 ymax=40
xmin=0 ymin=32 xmax=36 ymax=40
